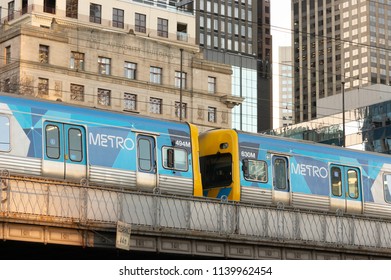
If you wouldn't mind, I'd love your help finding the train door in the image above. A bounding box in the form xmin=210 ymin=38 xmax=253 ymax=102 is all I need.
xmin=136 ymin=134 xmax=157 ymax=190
xmin=272 ymin=155 xmax=291 ymax=205
xmin=42 ymin=121 xmax=87 ymax=180
xmin=330 ymin=165 xmax=362 ymax=214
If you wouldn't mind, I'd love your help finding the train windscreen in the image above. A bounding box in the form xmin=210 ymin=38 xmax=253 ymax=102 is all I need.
xmin=200 ymin=153 xmax=232 ymax=189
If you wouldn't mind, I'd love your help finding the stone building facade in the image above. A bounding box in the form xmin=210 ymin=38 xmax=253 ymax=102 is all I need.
xmin=0 ymin=0 xmax=241 ymax=131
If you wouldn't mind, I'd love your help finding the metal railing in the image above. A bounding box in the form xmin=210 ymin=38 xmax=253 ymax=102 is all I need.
xmin=1 ymin=172 xmax=391 ymax=251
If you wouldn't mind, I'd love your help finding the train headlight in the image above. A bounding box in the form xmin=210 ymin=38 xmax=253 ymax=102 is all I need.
xmin=220 ymin=143 xmax=229 ymax=149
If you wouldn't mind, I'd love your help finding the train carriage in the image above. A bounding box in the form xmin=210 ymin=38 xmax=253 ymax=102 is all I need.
xmin=0 ymin=94 xmax=202 ymax=197
xmin=199 ymin=129 xmax=391 ymax=218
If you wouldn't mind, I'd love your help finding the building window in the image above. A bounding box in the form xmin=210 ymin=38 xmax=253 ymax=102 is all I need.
xmin=208 ymin=76 xmax=216 ymax=93
xmin=70 ymin=84 xmax=84 ymax=101
xmin=39 ymin=45 xmax=49 ymax=63
xmin=97 ymin=88 xmax=111 ymax=106
xmin=113 ymin=8 xmax=124 ymax=28
xmin=70 ymin=52 xmax=84 ymax=70
xmin=175 ymin=71 xmax=186 ymax=89
xmin=135 ymin=13 xmax=146 ymax=33
xmin=66 ymin=0 xmax=78 ymax=19
xmin=8 ymin=1 xmax=14 ymax=21
xmin=150 ymin=67 xmax=162 ymax=84
xmin=124 ymin=93 xmax=137 ymax=111
xmin=44 ymin=0 xmax=56 ymax=14
xmin=157 ymin=18 xmax=168 ymax=38
xmin=208 ymin=107 xmax=216 ymax=122
xmin=90 ymin=3 xmax=102 ymax=24
xmin=98 ymin=57 xmax=111 ymax=75
xmin=4 ymin=78 xmax=11 ymax=93
xmin=22 ymin=0 xmax=28 ymax=14
xmin=124 ymin=62 xmax=137 ymax=79
xmin=38 ymin=78 xmax=49 ymax=95
xmin=177 ymin=23 xmax=188 ymax=42
xmin=5 ymin=46 xmax=11 ymax=64
xmin=150 ymin=97 xmax=162 ymax=114
xmin=175 ymin=102 xmax=187 ymax=119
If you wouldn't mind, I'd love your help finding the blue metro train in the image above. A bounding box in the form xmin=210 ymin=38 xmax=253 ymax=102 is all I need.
xmin=0 ymin=94 xmax=202 ymax=197
xmin=2 ymin=94 xmax=391 ymax=218
xmin=199 ymin=129 xmax=391 ymax=218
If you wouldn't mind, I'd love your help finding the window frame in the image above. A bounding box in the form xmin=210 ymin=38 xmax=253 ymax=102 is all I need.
xmin=208 ymin=76 xmax=216 ymax=93
xmin=157 ymin=17 xmax=168 ymax=38
xmin=124 ymin=62 xmax=137 ymax=79
xmin=39 ymin=45 xmax=49 ymax=64
xmin=113 ymin=8 xmax=124 ymax=29
xmin=135 ymin=13 xmax=146 ymax=33
xmin=138 ymin=137 xmax=153 ymax=172
xmin=38 ymin=78 xmax=49 ymax=95
xmin=98 ymin=56 xmax=111 ymax=75
xmin=331 ymin=166 xmax=342 ymax=197
xmin=175 ymin=101 xmax=187 ymax=119
xmin=150 ymin=97 xmax=162 ymax=114
xmin=242 ymin=159 xmax=268 ymax=183
xmin=70 ymin=51 xmax=85 ymax=71
xmin=5 ymin=46 xmax=11 ymax=64
xmin=90 ymin=3 xmax=102 ymax=24
xmin=124 ymin=92 xmax=137 ymax=111
xmin=175 ymin=71 xmax=186 ymax=89
xmin=66 ymin=0 xmax=78 ymax=19
xmin=97 ymin=88 xmax=111 ymax=106
xmin=68 ymin=127 xmax=83 ymax=162
xmin=208 ymin=107 xmax=216 ymax=122
xmin=45 ymin=124 xmax=61 ymax=159
xmin=162 ymin=146 xmax=189 ymax=171
xmin=70 ymin=83 xmax=85 ymax=101
xmin=150 ymin=66 xmax=162 ymax=84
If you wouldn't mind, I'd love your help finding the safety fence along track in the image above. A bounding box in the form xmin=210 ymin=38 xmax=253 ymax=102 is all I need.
xmin=1 ymin=172 xmax=391 ymax=257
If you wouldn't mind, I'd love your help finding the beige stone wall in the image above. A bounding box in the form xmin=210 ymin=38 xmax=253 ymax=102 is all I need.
xmin=0 ymin=20 xmax=240 ymax=130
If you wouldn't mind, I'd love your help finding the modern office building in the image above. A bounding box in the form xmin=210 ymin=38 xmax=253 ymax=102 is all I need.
xmin=279 ymin=46 xmax=294 ymax=127
xmin=293 ymin=0 xmax=342 ymax=123
xmin=293 ymin=0 xmax=391 ymax=125
xmin=270 ymin=84 xmax=391 ymax=154
xmin=196 ymin=0 xmax=272 ymax=132
xmin=0 ymin=0 xmax=241 ymax=131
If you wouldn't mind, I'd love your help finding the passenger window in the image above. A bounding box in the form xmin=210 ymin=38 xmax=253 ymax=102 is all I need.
xmin=138 ymin=138 xmax=152 ymax=171
xmin=162 ymin=147 xmax=188 ymax=171
xmin=0 ymin=115 xmax=10 ymax=151
xmin=68 ymin=128 xmax=83 ymax=162
xmin=243 ymin=159 xmax=268 ymax=182
xmin=347 ymin=169 xmax=358 ymax=199
xmin=384 ymin=174 xmax=391 ymax=203
xmin=331 ymin=166 xmax=342 ymax=196
xmin=46 ymin=125 xmax=60 ymax=159
xmin=274 ymin=158 xmax=287 ymax=190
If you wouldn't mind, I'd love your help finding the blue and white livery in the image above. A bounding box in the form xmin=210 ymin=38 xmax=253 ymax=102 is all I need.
xmin=0 ymin=94 xmax=202 ymax=197
xmin=200 ymin=129 xmax=391 ymax=218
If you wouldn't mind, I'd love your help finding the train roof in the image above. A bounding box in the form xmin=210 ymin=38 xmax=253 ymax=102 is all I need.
xmin=234 ymin=128 xmax=391 ymax=163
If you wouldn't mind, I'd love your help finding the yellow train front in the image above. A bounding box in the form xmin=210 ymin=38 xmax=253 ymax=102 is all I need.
xmin=199 ymin=129 xmax=241 ymax=201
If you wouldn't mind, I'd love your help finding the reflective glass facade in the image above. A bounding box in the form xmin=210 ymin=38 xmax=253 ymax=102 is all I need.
xmin=269 ymin=100 xmax=391 ymax=154
xmin=232 ymin=66 xmax=257 ymax=132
